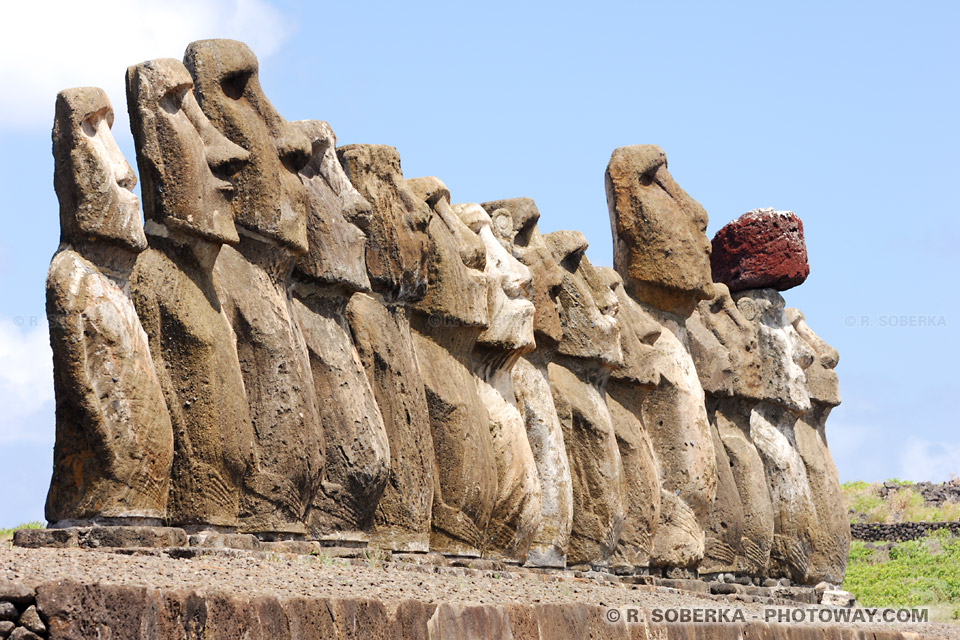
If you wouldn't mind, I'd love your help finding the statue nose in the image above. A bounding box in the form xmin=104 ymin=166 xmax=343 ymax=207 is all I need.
xmin=277 ymin=128 xmax=312 ymax=174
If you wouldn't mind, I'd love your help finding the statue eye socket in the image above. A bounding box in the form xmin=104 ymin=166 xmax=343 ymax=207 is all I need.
xmin=80 ymin=107 xmax=113 ymax=138
xmin=221 ymin=70 xmax=252 ymax=100
xmin=160 ymin=84 xmax=191 ymax=115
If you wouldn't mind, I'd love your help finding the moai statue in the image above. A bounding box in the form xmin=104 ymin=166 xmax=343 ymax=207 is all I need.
xmin=480 ymin=198 xmax=573 ymax=568
xmin=289 ymin=119 xmax=390 ymax=536
xmin=184 ymin=39 xmax=323 ymax=538
xmin=601 ymin=268 xmax=662 ymax=574
xmin=687 ymin=283 xmax=772 ymax=578
xmin=45 ymin=87 xmax=174 ymax=526
xmin=397 ymin=178 xmax=495 ymax=557
xmin=453 ymin=202 xmax=542 ymax=562
xmin=337 ymin=144 xmax=434 ymax=551
xmin=733 ymin=288 xmax=819 ymax=583
xmin=788 ymin=309 xmax=849 ymax=584
xmin=544 ymin=230 xmax=626 ymax=567
xmin=127 ymin=58 xmax=255 ymax=529
xmin=605 ymin=145 xmax=717 ymax=575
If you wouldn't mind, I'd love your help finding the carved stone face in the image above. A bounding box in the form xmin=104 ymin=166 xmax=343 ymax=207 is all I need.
xmin=454 ymin=203 xmax=535 ymax=352
xmin=337 ymin=144 xmax=430 ymax=302
xmin=605 ymin=145 xmax=712 ymax=315
xmin=787 ymin=309 xmax=840 ymax=408
xmin=184 ymin=39 xmax=311 ymax=253
xmin=733 ymin=289 xmax=814 ymax=412
xmin=127 ymin=58 xmax=249 ymax=245
xmin=686 ymin=282 xmax=763 ymax=399
xmin=53 ymin=88 xmax=145 ymax=252
xmin=545 ymin=230 xmax=622 ymax=367
xmin=481 ymin=199 xmax=564 ymax=348
xmin=292 ymin=119 xmax=372 ymax=293
xmin=404 ymin=179 xmax=488 ymax=328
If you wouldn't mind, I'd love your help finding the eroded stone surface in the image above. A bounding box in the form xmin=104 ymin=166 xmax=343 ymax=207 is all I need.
xmin=347 ymin=294 xmax=434 ymax=552
xmin=127 ymin=58 xmax=255 ymax=529
xmin=291 ymin=120 xmax=389 ymax=535
xmin=483 ymin=198 xmax=573 ymax=568
xmin=460 ymin=202 xmax=541 ymax=562
xmin=46 ymin=87 xmax=173 ymax=526
xmin=545 ymin=233 xmax=625 ymax=566
xmin=711 ymin=208 xmax=809 ymax=293
xmin=186 ymin=39 xmax=324 ymax=536
xmin=605 ymin=145 xmax=712 ymax=316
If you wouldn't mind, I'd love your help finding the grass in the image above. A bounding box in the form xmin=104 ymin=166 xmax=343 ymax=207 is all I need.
xmin=842 ymin=480 xmax=960 ymax=524
xmin=843 ymin=529 xmax=960 ymax=622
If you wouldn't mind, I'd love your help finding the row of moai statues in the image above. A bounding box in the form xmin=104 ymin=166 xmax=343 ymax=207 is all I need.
xmin=45 ymin=39 xmax=849 ymax=584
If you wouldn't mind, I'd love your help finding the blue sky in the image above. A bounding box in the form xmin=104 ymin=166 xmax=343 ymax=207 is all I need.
xmin=1 ymin=0 xmax=957 ymax=525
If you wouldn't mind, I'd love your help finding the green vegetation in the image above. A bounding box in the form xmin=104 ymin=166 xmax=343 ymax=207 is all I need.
xmin=842 ymin=480 xmax=960 ymax=524
xmin=0 ymin=521 xmax=42 ymax=544
xmin=843 ymin=530 xmax=960 ymax=622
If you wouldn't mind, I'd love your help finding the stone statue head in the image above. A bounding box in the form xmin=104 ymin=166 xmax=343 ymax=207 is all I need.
xmin=605 ymin=145 xmax=712 ymax=316
xmin=600 ymin=266 xmax=662 ymax=387
xmin=184 ymin=39 xmax=312 ymax=253
xmin=405 ymin=178 xmax=488 ymax=328
xmin=544 ymin=230 xmax=622 ymax=368
xmin=53 ymin=87 xmax=145 ymax=253
xmin=337 ymin=144 xmax=430 ymax=302
xmin=291 ymin=119 xmax=372 ymax=293
xmin=687 ymin=282 xmax=763 ymax=399
xmin=787 ymin=309 xmax=840 ymax=408
xmin=480 ymin=198 xmax=565 ymax=349
xmin=733 ymin=289 xmax=814 ymax=413
xmin=126 ymin=59 xmax=249 ymax=245
xmin=453 ymin=203 xmax=535 ymax=353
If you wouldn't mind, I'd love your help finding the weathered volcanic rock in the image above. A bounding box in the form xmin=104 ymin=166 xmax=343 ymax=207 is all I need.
xmin=711 ymin=208 xmax=809 ymax=293
xmin=338 ymin=144 xmax=430 ymax=302
xmin=290 ymin=120 xmax=389 ymax=535
xmin=735 ymin=290 xmax=819 ymax=582
xmin=459 ymin=202 xmax=541 ymax=561
xmin=789 ymin=309 xmax=849 ymax=585
xmin=483 ymin=198 xmax=573 ymax=568
xmin=291 ymin=119 xmax=372 ymax=293
xmin=605 ymin=145 xmax=713 ymax=316
xmin=187 ymin=39 xmax=324 ymax=536
xmin=347 ymin=294 xmax=434 ymax=552
xmin=127 ymin=58 xmax=256 ymax=529
xmin=45 ymin=87 xmax=173 ymax=526
xmin=603 ymin=270 xmax=662 ymax=572
xmin=339 ymin=148 xmax=436 ymax=552
xmin=544 ymin=231 xmax=626 ymax=566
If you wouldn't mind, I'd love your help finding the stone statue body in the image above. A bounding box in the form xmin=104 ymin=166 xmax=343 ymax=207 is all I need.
xmin=289 ymin=120 xmax=389 ymax=536
xmin=455 ymin=202 xmax=542 ymax=562
xmin=687 ymin=283 xmax=768 ymax=576
xmin=185 ymin=39 xmax=323 ymax=537
xmin=395 ymin=181 xmax=495 ymax=557
xmin=481 ymin=198 xmax=573 ymax=568
xmin=126 ymin=58 xmax=255 ymax=529
xmin=788 ymin=309 xmax=849 ymax=584
xmin=734 ymin=288 xmax=819 ymax=582
xmin=545 ymin=231 xmax=626 ymax=567
xmin=45 ymin=87 xmax=174 ymax=526
xmin=605 ymin=145 xmax=716 ymax=574
xmin=604 ymin=272 xmax=662 ymax=573
xmin=338 ymin=144 xmax=434 ymax=551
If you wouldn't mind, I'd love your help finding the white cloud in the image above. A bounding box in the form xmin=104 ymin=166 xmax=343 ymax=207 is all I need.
xmin=898 ymin=438 xmax=960 ymax=484
xmin=0 ymin=0 xmax=292 ymax=132
xmin=0 ymin=317 xmax=54 ymax=445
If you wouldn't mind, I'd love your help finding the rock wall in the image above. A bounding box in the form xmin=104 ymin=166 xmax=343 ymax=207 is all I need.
xmin=42 ymin=38 xmax=848 ymax=585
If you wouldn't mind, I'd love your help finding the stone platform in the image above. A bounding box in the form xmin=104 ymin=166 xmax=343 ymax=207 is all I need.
xmin=3 ymin=527 xmax=949 ymax=639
